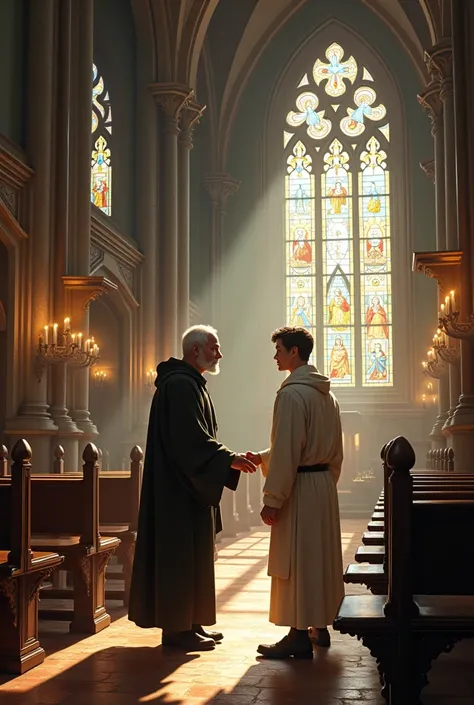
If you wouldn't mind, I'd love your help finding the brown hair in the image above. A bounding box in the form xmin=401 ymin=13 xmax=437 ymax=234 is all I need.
xmin=271 ymin=326 xmax=313 ymax=362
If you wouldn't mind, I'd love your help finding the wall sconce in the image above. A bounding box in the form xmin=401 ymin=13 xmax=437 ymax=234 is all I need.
xmin=93 ymin=370 xmax=107 ymax=388
xmin=36 ymin=317 xmax=100 ymax=381
xmin=145 ymin=369 xmax=157 ymax=390
xmin=438 ymin=289 xmax=474 ymax=339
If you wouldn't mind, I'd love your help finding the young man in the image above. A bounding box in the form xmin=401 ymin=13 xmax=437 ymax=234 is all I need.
xmin=247 ymin=326 xmax=344 ymax=658
xmin=129 ymin=325 xmax=256 ymax=651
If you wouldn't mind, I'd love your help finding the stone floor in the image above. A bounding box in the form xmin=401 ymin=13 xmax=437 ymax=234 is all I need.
xmin=0 ymin=517 xmax=473 ymax=704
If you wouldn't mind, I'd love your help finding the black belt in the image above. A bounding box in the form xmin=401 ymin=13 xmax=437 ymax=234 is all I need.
xmin=297 ymin=464 xmax=329 ymax=473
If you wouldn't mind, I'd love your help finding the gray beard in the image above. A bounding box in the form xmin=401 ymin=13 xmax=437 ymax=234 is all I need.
xmin=196 ymin=350 xmax=220 ymax=376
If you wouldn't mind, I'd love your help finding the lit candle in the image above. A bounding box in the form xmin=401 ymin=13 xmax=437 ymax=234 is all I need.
xmin=78 ymin=333 xmax=83 ymax=350
xmin=450 ymin=290 xmax=456 ymax=312
xmin=44 ymin=325 xmax=49 ymax=345
xmin=95 ymin=346 xmax=99 ymax=357
xmin=64 ymin=317 xmax=70 ymax=331
xmin=440 ymin=303 xmax=445 ymax=313
xmin=71 ymin=333 xmax=76 ymax=344
xmin=53 ymin=323 xmax=58 ymax=345
xmin=445 ymin=295 xmax=450 ymax=314
xmin=85 ymin=339 xmax=90 ymax=353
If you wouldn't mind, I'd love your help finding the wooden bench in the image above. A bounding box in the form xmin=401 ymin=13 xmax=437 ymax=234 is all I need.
xmin=0 ymin=440 xmax=63 ymax=674
xmin=334 ymin=436 xmax=474 ymax=705
xmin=99 ymin=445 xmax=143 ymax=606
xmin=31 ymin=444 xmax=120 ymax=633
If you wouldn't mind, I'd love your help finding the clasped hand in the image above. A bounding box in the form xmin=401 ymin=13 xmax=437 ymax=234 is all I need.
xmin=231 ymin=454 xmax=257 ymax=473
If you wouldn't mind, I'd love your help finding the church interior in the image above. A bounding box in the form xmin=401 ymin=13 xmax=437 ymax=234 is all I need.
xmin=1 ymin=0 xmax=474 ymax=702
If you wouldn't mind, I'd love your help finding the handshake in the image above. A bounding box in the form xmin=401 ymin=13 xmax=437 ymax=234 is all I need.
xmin=230 ymin=451 xmax=263 ymax=474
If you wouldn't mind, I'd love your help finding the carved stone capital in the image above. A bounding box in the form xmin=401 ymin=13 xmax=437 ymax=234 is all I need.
xmin=420 ymin=158 xmax=435 ymax=183
xmin=425 ymin=42 xmax=453 ymax=84
xmin=180 ymin=98 xmax=206 ymax=134
xmin=62 ymin=275 xmax=118 ymax=312
xmin=412 ymin=250 xmax=463 ymax=296
xmin=417 ymin=82 xmax=443 ymax=134
xmin=149 ymin=82 xmax=194 ymax=121
xmin=203 ymin=173 xmax=240 ymax=211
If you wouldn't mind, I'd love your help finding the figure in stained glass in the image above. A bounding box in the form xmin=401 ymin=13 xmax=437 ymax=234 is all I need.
xmin=366 ymin=295 xmax=389 ymax=338
xmin=313 ymin=43 xmax=357 ymax=97
xmin=292 ymin=227 xmax=312 ymax=264
xmin=367 ymin=182 xmax=381 ymax=213
xmin=329 ymin=336 xmax=351 ymax=378
xmin=291 ymin=296 xmax=312 ymax=327
xmin=367 ymin=342 xmax=387 ymax=380
xmin=341 ymin=88 xmax=387 ymax=137
xmin=328 ymin=288 xmax=350 ymax=329
xmin=294 ymin=184 xmax=309 ymax=213
xmin=287 ymin=93 xmax=332 ymax=139
xmin=365 ymin=238 xmax=386 ymax=267
xmin=327 ymin=181 xmax=347 ymax=214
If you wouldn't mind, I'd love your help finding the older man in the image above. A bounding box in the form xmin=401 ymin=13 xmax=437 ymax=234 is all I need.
xmin=247 ymin=326 xmax=344 ymax=658
xmin=129 ymin=325 xmax=256 ymax=651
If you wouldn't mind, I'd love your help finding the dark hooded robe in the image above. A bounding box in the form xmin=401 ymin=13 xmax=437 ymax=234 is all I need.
xmin=128 ymin=357 xmax=239 ymax=632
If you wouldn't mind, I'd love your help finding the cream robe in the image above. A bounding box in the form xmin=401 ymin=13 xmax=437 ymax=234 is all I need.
xmin=259 ymin=364 xmax=344 ymax=629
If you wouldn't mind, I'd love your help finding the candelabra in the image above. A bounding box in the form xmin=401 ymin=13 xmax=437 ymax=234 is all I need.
xmin=438 ymin=289 xmax=474 ymax=340
xmin=36 ymin=318 xmax=100 ymax=381
xmin=422 ymin=347 xmax=447 ymax=379
xmin=93 ymin=370 xmax=107 ymax=388
xmin=432 ymin=329 xmax=460 ymax=365
xmin=145 ymin=369 xmax=157 ymax=391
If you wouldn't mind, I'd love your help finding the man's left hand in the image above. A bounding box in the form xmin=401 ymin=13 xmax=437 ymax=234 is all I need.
xmin=261 ymin=505 xmax=280 ymax=526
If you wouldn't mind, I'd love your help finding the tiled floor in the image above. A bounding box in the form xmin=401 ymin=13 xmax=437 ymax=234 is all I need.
xmin=0 ymin=517 xmax=473 ymax=704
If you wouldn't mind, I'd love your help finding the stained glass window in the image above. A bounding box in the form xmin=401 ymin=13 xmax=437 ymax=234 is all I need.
xmin=284 ymin=42 xmax=393 ymax=387
xmin=91 ymin=64 xmax=112 ymax=216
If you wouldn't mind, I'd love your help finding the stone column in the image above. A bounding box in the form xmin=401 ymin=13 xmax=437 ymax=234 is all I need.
xmin=418 ymin=85 xmax=449 ymax=444
xmin=446 ymin=0 xmax=474 ymax=470
xmin=135 ymin=51 xmax=158 ymax=432
xmin=203 ymin=174 xmax=240 ymax=325
xmin=67 ymin=0 xmax=97 ymax=440
xmin=9 ymin=0 xmax=57 ymax=470
xmin=177 ymin=100 xmax=205 ymax=337
xmin=49 ymin=0 xmax=81 ymax=470
xmin=150 ymin=84 xmax=193 ymax=359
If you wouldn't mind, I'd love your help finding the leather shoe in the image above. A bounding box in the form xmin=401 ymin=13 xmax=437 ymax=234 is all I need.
xmin=161 ymin=630 xmax=215 ymax=651
xmin=193 ymin=624 xmax=224 ymax=641
xmin=257 ymin=634 xmax=313 ymax=660
xmin=309 ymin=627 xmax=331 ymax=648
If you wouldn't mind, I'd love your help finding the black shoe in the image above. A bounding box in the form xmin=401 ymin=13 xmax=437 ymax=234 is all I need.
xmin=257 ymin=634 xmax=313 ymax=660
xmin=309 ymin=627 xmax=331 ymax=648
xmin=161 ymin=629 xmax=215 ymax=651
xmin=193 ymin=624 xmax=224 ymax=642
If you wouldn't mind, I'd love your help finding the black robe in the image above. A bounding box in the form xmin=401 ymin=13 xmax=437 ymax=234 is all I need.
xmin=128 ymin=358 xmax=239 ymax=631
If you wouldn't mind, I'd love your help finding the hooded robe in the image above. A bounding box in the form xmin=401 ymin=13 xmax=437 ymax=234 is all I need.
xmin=128 ymin=358 xmax=239 ymax=632
xmin=259 ymin=364 xmax=344 ymax=629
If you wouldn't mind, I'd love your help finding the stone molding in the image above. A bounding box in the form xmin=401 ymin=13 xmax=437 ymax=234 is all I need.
xmin=90 ymin=210 xmax=144 ymax=272
xmin=149 ymin=82 xmax=194 ymax=120
xmin=417 ymin=82 xmax=443 ymax=135
xmin=420 ymin=158 xmax=435 ymax=183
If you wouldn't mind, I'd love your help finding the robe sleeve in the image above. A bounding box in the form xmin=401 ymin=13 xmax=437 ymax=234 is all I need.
xmin=162 ymin=376 xmax=237 ymax=507
xmin=258 ymin=448 xmax=271 ymax=478
xmin=328 ymin=398 xmax=343 ymax=484
xmin=262 ymin=391 xmax=306 ymax=509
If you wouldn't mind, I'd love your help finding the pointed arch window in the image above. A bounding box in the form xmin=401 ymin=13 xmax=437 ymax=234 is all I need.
xmin=285 ymin=42 xmax=392 ymax=387
xmin=91 ymin=63 xmax=112 ymax=216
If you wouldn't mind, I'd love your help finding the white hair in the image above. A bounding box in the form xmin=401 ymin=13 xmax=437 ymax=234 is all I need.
xmin=182 ymin=325 xmax=218 ymax=355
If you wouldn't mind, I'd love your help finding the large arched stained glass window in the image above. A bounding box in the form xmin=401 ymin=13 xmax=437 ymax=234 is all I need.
xmin=91 ymin=64 xmax=112 ymax=216
xmin=285 ymin=42 xmax=392 ymax=387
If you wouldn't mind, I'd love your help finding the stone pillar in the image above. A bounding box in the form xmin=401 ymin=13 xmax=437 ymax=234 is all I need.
xmin=8 ymin=0 xmax=57 ymax=469
xmin=418 ymin=82 xmax=446 ymax=249
xmin=447 ymin=0 xmax=474 ymax=470
xmin=150 ymin=84 xmax=193 ymax=359
xmin=135 ymin=50 xmax=158 ymax=432
xmin=203 ymin=174 xmax=240 ymax=325
xmin=418 ymin=86 xmax=449 ymax=444
xmin=177 ymin=100 xmax=205 ymax=338
xmin=68 ymin=0 xmax=97 ymax=439
xmin=49 ymin=0 xmax=81 ymax=470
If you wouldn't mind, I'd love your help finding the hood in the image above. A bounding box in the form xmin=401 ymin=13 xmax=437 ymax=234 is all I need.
xmin=155 ymin=357 xmax=205 ymax=388
xmin=280 ymin=364 xmax=331 ymax=395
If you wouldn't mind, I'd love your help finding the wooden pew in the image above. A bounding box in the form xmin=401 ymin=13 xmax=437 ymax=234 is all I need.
xmin=99 ymin=445 xmax=143 ymax=606
xmin=0 ymin=440 xmax=63 ymax=674
xmin=334 ymin=436 xmax=474 ymax=705
xmin=31 ymin=444 xmax=121 ymax=633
